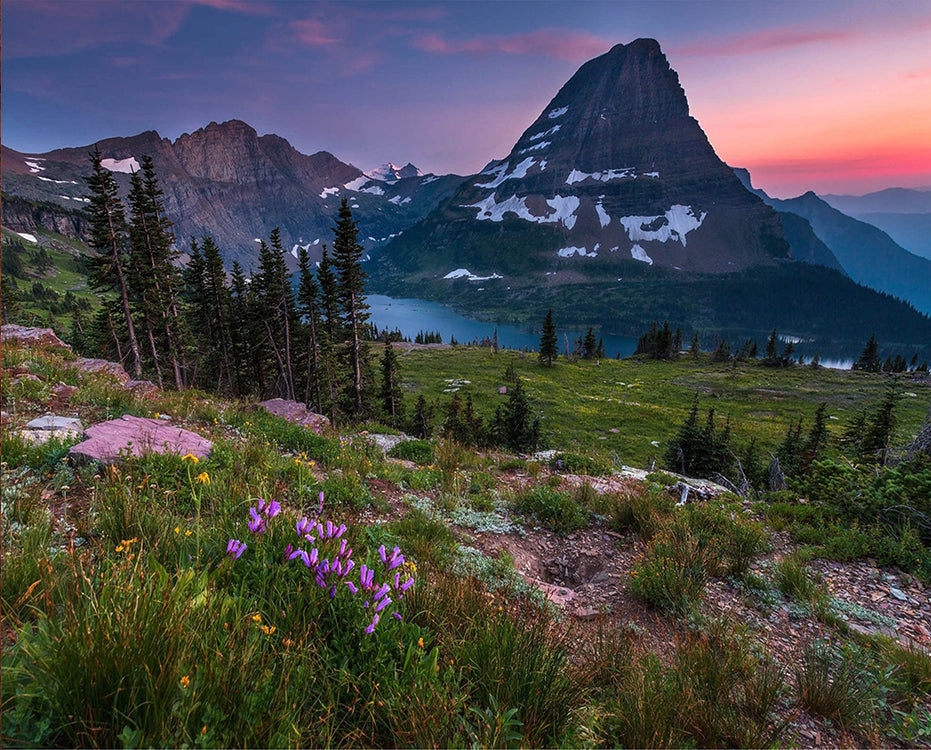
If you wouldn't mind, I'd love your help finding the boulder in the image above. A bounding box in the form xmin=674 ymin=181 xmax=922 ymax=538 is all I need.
xmin=125 ymin=379 xmax=159 ymax=397
xmin=0 ymin=324 xmax=72 ymax=351
xmin=258 ymin=399 xmax=330 ymax=433
xmin=69 ymin=415 xmax=212 ymax=465
xmin=22 ymin=415 xmax=84 ymax=445
xmin=51 ymin=383 xmax=79 ymax=401
xmin=72 ymin=357 xmax=130 ymax=385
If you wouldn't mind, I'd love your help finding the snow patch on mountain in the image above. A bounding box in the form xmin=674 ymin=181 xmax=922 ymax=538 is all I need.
xmin=630 ymin=244 xmax=653 ymax=265
xmin=366 ymin=162 xmax=424 ymax=182
xmin=466 ymin=193 xmax=579 ymax=230
xmin=37 ymin=176 xmax=78 ymax=185
xmin=530 ymin=125 xmax=561 ymax=142
xmin=388 ymin=195 xmax=412 ymax=205
xmin=566 ymin=168 xmax=634 ymax=185
xmin=619 ymin=205 xmax=707 ymax=247
xmin=517 ymin=141 xmax=549 ymax=155
xmin=595 ymin=198 xmax=611 ymax=228
xmin=443 ymin=268 xmax=503 ymax=281
xmin=475 ymin=157 xmax=537 ymax=189
xmin=101 ymin=157 xmax=140 ymax=174
xmin=25 ymin=160 xmax=45 ymax=173
xmin=547 ymin=106 xmax=569 ymax=119
xmin=344 ymin=176 xmax=370 ymax=192
xmin=320 ymin=187 xmax=339 ymax=199
xmin=557 ymin=245 xmax=597 ymax=258
xmin=16 ymin=232 xmax=38 ymax=243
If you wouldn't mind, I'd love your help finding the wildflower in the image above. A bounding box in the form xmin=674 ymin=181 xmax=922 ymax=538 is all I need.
xmin=202 ymin=726 xmax=207 ymax=735
xmin=116 ymin=544 xmax=124 ymax=552
xmin=195 ymin=472 xmax=210 ymax=485
xmin=182 ymin=454 xmax=199 ymax=464
xmin=174 ymin=526 xmax=180 ymax=534
xmin=260 ymin=624 xmax=276 ymax=636
xmin=418 ymin=637 xmax=424 ymax=648
xmin=346 ymin=581 xmax=359 ymax=594
xmin=185 ymin=530 xmax=192 ymax=537
xmin=226 ymin=539 xmax=247 ymax=559
xmin=251 ymin=613 xmax=262 ymax=623
xmin=364 ymin=613 xmax=380 ymax=634
xmin=180 ymin=675 xmax=190 ymax=688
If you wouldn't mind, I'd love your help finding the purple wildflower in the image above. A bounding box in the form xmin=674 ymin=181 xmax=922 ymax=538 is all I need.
xmin=226 ymin=538 xmax=247 ymax=559
xmin=378 ymin=545 xmax=387 ymax=564
xmin=346 ymin=581 xmax=359 ymax=594
xmin=373 ymin=583 xmax=390 ymax=602
xmin=364 ymin=613 xmax=380 ymax=634
xmin=392 ymin=612 xmax=402 ymax=621
xmin=400 ymin=578 xmax=414 ymax=592
xmin=375 ymin=596 xmax=392 ymax=613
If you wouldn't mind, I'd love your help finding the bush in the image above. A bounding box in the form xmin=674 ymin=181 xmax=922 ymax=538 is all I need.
xmin=629 ymin=519 xmax=712 ymax=613
xmin=510 ymin=485 xmax=587 ymax=534
xmin=388 ymin=439 xmax=434 ymax=464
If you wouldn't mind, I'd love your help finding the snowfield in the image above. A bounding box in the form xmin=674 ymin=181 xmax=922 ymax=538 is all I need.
xmin=101 ymin=157 xmax=140 ymax=174
xmin=618 ymin=205 xmax=707 ymax=247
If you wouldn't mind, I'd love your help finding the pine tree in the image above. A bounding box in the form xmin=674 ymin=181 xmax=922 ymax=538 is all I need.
xmin=410 ymin=395 xmax=434 ymax=439
xmin=690 ymin=334 xmax=701 ymax=359
xmin=583 ymin=327 xmax=597 ymax=359
xmin=860 ymin=379 xmax=899 ymax=463
xmin=765 ymin=328 xmax=779 ymax=363
xmin=331 ymin=199 xmax=372 ymax=417
xmin=297 ymin=246 xmax=324 ymax=412
xmin=379 ymin=340 xmax=404 ymax=425
xmin=316 ymin=246 xmax=341 ymax=421
xmin=201 ymin=237 xmax=235 ymax=392
xmin=800 ymin=402 xmax=829 ymax=469
xmin=853 ymin=334 xmax=881 ymax=372
xmin=253 ymin=231 xmax=297 ymax=400
xmin=84 ymin=148 xmax=142 ymax=377
xmin=539 ymin=309 xmax=558 ymax=366
xmin=127 ymin=155 xmax=185 ymax=388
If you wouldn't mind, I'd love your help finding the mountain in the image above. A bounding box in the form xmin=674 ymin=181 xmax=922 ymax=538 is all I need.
xmin=365 ymin=162 xmax=424 ymax=182
xmin=367 ymin=39 xmax=931 ymax=353
xmin=1 ymin=123 xmax=465 ymax=269
xmin=735 ymin=171 xmax=931 ymax=315
xmin=376 ymin=38 xmax=792 ymax=285
xmin=819 ymin=188 xmax=931 ymax=261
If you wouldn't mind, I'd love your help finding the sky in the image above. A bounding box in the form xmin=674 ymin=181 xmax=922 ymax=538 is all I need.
xmin=3 ymin=0 xmax=930 ymax=198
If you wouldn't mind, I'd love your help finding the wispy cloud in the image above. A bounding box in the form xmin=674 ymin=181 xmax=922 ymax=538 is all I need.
xmin=412 ymin=28 xmax=613 ymax=61
xmin=290 ymin=18 xmax=341 ymax=46
xmin=673 ymin=27 xmax=856 ymax=58
xmin=187 ymin=0 xmax=277 ymax=14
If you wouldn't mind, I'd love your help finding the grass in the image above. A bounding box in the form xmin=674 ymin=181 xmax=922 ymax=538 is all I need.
xmin=3 ymin=336 xmax=930 ymax=748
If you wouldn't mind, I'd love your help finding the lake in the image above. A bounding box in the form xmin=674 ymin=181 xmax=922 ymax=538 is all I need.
xmin=367 ymin=295 xmax=639 ymax=359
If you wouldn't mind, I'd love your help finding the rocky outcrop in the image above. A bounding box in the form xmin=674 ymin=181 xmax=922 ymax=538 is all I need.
xmin=21 ymin=416 xmax=84 ymax=445
xmin=71 ymin=357 xmax=131 ymax=385
xmin=69 ymin=415 xmax=212 ymax=464
xmin=0 ymin=193 xmax=93 ymax=242
xmin=259 ymin=399 xmax=330 ymax=434
xmin=1 ymin=324 xmax=72 ymax=350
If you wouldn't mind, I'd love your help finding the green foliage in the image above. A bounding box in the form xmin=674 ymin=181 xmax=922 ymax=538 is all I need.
xmin=388 ymin=438 xmax=434 ymax=464
xmin=510 ymin=485 xmax=587 ymax=534
xmin=538 ymin=308 xmax=558 ymax=367
xmin=795 ymin=640 xmax=874 ymax=731
xmin=664 ymin=394 xmax=733 ymax=480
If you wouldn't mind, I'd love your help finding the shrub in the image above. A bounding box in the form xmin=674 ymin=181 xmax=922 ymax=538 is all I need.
xmin=510 ymin=485 xmax=587 ymax=534
xmin=796 ymin=640 xmax=873 ymax=731
xmin=628 ymin=519 xmax=712 ymax=613
xmin=388 ymin=438 xmax=434 ymax=464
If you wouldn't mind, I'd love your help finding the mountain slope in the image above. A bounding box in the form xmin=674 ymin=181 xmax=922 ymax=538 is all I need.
xmin=2 ymin=124 xmax=465 ymax=269
xmin=734 ymin=171 xmax=931 ymax=315
xmin=375 ymin=38 xmax=790 ymax=284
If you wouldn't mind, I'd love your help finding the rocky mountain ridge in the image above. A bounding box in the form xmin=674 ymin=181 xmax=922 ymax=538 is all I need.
xmin=2 ymin=123 xmax=465 ymax=269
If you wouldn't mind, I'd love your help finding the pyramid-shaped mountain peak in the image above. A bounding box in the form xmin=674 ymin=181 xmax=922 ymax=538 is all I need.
xmin=380 ymin=39 xmax=790 ymax=280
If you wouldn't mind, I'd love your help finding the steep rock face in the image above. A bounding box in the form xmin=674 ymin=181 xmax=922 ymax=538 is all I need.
xmin=2 ymin=122 xmax=465 ymax=269
xmin=378 ymin=38 xmax=789 ymax=282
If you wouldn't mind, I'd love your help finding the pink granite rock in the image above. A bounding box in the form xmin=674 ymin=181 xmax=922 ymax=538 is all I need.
xmin=259 ymin=398 xmax=330 ymax=433
xmin=0 ymin=324 xmax=72 ymax=351
xmin=125 ymin=380 xmax=159 ymax=397
xmin=52 ymin=383 xmax=79 ymax=400
xmin=69 ymin=415 xmax=212 ymax=465
xmin=72 ymin=357 xmax=131 ymax=385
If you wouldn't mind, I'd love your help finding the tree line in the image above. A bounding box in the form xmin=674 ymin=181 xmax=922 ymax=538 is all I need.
xmin=76 ymin=150 xmax=391 ymax=424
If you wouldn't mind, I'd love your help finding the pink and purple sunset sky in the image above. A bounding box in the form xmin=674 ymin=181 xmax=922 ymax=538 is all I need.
xmin=3 ymin=0 xmax=930 ymax=198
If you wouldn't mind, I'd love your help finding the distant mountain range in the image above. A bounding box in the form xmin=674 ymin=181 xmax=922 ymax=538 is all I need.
xmin=2 ymin=38 xmax=930 ymax=352
xmin=819 ymin=188 xmax=931 ymax=261
xmin=1 ymin=125 xmax=464 ymax=268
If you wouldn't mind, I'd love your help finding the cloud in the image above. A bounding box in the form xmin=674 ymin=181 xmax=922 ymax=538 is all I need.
xmin=673 ymin=27 xmax=856 ymax=58
xmin=412 ymin=28 xmax=613 ymax=61
xmin=187 ymin=0 xmax=277 ymax=14
xmin=290 ymin=18 xmax=340 ymax=46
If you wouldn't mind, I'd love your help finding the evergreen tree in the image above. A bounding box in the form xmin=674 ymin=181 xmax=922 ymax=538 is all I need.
xmin=331 ymin=199 xmax=372 ymax=417
xmin=690 ymin=333 xmax=701 ymax=359
xmin=84 ymin=148 xmax=142 ymax=377
xmin=854 ymin=334 xmax=881 ymax=372
xmin=127 ymin=155 xmax=185 ymax=388
xmin=583 ymin=327 xmax=598 ymax=359
xmin=498 ymin=379 xmax=541 ymax=452
xmin=253 ymin=231 xmax=297 ymax=400
xmin=410 ymin=395 xmax=434 ymax=439
xmin=764 ymin=328 xmax=779 ymax=363
xmin=228 ymin=261 xmax=251 ymax=395
xmin=297 ymin=246 xmax=324 ymax=412
xmin=800 ymin=402 xmax=829 ymax=469
xmin=539 ymin=308 xmax=558 ymax=366
xmin=316 ymin=246 xmax=341 ymax=421
xmin=379 ymin=340 xmax=404 ymax=425
xmin=201 ymin=237 xmax=235 ymax=392
xmin=860 ymin=379 xmax=899 ymax=463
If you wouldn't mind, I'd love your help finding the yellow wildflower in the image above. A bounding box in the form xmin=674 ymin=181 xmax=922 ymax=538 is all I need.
xmin=202 ymin=726 xmax=207 ymax=735
xmin=260 ymin=625 xmax=277 ymax=636
xmin=180 ymin=675 xmax=190 ymax=688
xmin=195 ymin=471 xmax=210 ymax=485
xmin=182 ymin=454 xmax=199 ymax=464
xmin=417 ymin=637 xmax=424 ymax=649
xmin=185 ymin=530 xmax=192 ymax=537
xmin=115 ymin=545 xmax=124 ymax=552
xmin=174 ymin=526 xmax=180 ymax=534
xmin=251 ymin=613 xmax=262 ymax=623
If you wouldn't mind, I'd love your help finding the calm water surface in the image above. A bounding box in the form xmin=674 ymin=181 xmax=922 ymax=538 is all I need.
xmin=367 ymin=295 xmax=638 ymax=359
